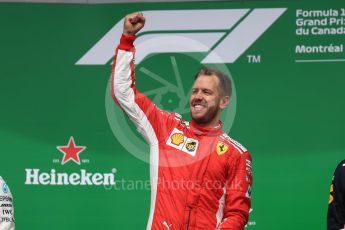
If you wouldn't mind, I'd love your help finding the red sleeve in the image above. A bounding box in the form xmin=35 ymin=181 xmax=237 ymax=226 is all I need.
xmin=219 ymin=151 xmax=252 ymax=230
xmin=111 ymin=34 xmax=176 ymax=143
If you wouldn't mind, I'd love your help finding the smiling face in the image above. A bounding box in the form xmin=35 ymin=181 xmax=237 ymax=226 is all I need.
xmin=189 ymin=75 xmax=229 ymax=127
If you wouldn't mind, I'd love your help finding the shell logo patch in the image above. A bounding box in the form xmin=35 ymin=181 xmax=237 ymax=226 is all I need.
xmin=171 ymin=133 xmax=184 ymax=146
xmin=216 ymin=141 xmax=229 ymax=155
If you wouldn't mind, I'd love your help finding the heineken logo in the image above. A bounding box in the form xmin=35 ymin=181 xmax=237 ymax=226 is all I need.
xmin=25 ymin=169 xmax=116 ymax=186
xmin=25 ymin=137 xmax=116 ymax=186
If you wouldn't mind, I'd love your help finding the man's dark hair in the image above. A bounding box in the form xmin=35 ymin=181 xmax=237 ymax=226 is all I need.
xmin=194 ymin=67 xmax=232 ymax=97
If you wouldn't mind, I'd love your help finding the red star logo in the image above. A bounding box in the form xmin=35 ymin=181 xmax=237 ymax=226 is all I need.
xmin=57 ymin=137 xmax=86 ymax=165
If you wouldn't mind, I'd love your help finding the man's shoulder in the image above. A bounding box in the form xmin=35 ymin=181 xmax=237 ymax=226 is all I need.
xmin=168 ymin=112 xmax=191 ymax=127
xmin=219 ymin=132 xmax=248 ymax=155
xmin=160 ymin=111 xmax=190 ymax=134
xmin=157 ymin=108 xmax=184 ymax=122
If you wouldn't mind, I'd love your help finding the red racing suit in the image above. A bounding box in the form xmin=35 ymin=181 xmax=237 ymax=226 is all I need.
xmin=111 ymin=34 xmax=252 ymax=230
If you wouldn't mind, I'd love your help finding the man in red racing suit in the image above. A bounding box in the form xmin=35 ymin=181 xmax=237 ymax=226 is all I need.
xmin=111 ymin=12 xmax=252 ymax=230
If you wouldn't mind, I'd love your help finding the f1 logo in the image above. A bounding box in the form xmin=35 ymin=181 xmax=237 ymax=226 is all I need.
xmin=76 ymin=8 xmax=286 ymax=65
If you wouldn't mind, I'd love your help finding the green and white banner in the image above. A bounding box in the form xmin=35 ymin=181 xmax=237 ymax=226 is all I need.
xmin=0 ymin=1 xmax=344 ymax=229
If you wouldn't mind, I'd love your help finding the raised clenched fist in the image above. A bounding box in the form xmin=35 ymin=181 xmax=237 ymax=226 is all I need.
xmin=123 ymin=12 xmax=145 ymax=36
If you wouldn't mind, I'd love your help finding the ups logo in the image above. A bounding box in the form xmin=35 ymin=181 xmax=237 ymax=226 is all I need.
xmin=185 ymin=140 xmax=197 ymax=152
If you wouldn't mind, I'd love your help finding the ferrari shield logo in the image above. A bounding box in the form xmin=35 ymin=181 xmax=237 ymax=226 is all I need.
xmin=216 ymin=141 xmax=228 ymax=155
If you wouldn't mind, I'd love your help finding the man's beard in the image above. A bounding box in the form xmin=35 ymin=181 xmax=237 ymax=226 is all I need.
xmin=190 ymin=99 xmax=220 ymax=125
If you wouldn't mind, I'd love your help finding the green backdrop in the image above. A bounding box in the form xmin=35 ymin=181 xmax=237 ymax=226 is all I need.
xmin=0 ymin=1 xmax=344 ymax=229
